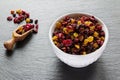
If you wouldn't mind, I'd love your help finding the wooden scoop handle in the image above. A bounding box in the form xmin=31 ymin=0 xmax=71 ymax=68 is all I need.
xmin=4 ymin=37 xmax=16 ymax=50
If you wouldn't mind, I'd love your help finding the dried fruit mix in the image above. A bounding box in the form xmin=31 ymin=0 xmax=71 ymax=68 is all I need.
xmin=52 ymin=15 xmax=105 ymax=55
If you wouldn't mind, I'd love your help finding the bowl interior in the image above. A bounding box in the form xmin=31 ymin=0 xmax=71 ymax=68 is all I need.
xmin=49 ymin=13 xmax=109 ymax=56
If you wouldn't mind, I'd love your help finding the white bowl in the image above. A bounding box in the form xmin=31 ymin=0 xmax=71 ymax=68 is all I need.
xmin=49 ymin=12 xmax=109 ymax=68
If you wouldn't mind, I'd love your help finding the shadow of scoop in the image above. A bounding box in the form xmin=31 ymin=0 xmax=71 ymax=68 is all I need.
xmin=5 ymin=50 xmax=14 ymax=57
xmin=15 ymin=33 xmax=33 ymax=49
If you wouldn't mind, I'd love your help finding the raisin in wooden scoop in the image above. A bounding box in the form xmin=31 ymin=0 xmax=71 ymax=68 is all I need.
xmin=4 ymin=25 xmax=34 ymax=50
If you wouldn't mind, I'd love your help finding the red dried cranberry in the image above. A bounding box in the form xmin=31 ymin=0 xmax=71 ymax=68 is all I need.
xmin=62 ymin=21 xmax=67 ymax=26
xmin=18 ymin=15 xmax=24 ymax=21
xmin=100 ymin=41 xmax=104 ymax=46
xmin=61 ymin=47 xmax=67 ymax=52
xmin=72 ymin=48 xmax=79 ymax=54
xmin=13 ymin=18 xmax=18 ymax=23
xmin=24 ymin=13 xmax=29 ymax=18
xmin=7 ymin=16 xmax=12 ymax=21
xmin=62 ymin=39 xmax=73 ymax=47
xmin=21 ymin=10 xmax=26 ymax=15
xmin=84 ymin=28 xmax=89 ymax=34
xmin=96 ymin=25 xmax=102 ymax=31
xmin=89 ymin=16 xmax=97 ymax=23
xmin=64 ymin=16 xmax=70 ymax=21
xmin=74 ymin=38 xmax=79 ymax=43
xmin=58 ymin=33 xmax=65 ymax=39
xmin=100 ymin=31 xmax=105 ymax=36
xmin=24 ymin=26 xmax=30 ymax=31
xmin=33 ymin=24 xmax=38 ymax=33
xmin=97 ymin=40 xmax=101 ymax=45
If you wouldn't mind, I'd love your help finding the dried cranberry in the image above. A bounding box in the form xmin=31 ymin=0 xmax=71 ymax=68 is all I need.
xmin=74 ymin=38 xmax=79 ymax=43
xmin=62 ymin=21 xmax=67 ymax=26
xmin=61 ymin=47 xmax=67 ymax=52
xmin=100 ymin=31 xmax=105 ymax=36
xmin=89 ymin=16 xmax=97 ymax=23
xmin=7 ymin=16 xmax=12 ymax=21
xmin=21 ymin=10 xmax=26 ymax=15
xmin=33 ymin=24 xmax=38 ymax=33
xmin=62 ymin=39 xmax=73 ymax=47
xmin=97 ymin=40 xmax=101 ymax=45
xmin=96 ymin=25 xmax=102 ymax=31
xmin=100 ymin=40 xmax=104 ymax=46
xmin=89 ymin=30 xmax=94 ymax=35
xmin=64 ymin=16 xmax=70 ymax=21
xmin=84 ymin=28 xmax=89 ymax=34
xmin=72 ymin=48 xmax=79 ymax=54
xmin=13 ymin=18 xmax=18 ymax=23
xmin=58 ymin=33 xmax=65 ymax=39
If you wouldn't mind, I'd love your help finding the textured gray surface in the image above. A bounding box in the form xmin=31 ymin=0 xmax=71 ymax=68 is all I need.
xmin=0 ymin=0 xmax=120 ymax=80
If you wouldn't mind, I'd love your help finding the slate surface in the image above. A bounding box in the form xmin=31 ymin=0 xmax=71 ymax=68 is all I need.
xmin=0 ymin=0 xmax=120 ymax=80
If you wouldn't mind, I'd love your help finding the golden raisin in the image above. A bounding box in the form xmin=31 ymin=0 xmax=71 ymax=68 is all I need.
xmin=16 ymin=9 xmax=22 ymax=14
xmin=52 ymin=36 xmax=58 ymax=41
xmin=84 ymin=21 xmax=92 ymax=26
xmin=73 ymin=32 xmax=79 ymax=38
xmin=90 ymin=26 xmax=95 ymax=31
xmin=56 ymin=22 xmax=62 ymax=29
xmin=53 ymin=41 xmax=58 ymax=45
xmin=77 ymin=21 xmax=81 ymax=25
xmin=87 ymin=36 xmax=94 ymax=42
xmin=63 ymin=28 xmax=68 ymax=34
xmin=26 ymin=18 xmax=31 ymax=23
xmin=100 ymin=36 xmax=105 ymax=41
xmin=83 ymin=39 xmax=89 ymax=45
xmin=83 ymin=51 xmax=86 ymax=55
xmin=93 ymin=43 xmax=99 ymax=49
xmin=94 ymin=31 xmax=99 ymax=37
xmin=75 ymin=44 xmax=80 ymax=49
xmin=71 ymin=18 xmax=75 ymax=23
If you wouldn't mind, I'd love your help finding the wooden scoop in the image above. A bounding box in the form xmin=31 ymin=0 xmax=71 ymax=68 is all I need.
xmin=4 ymin=25 xmax=33 ymax=50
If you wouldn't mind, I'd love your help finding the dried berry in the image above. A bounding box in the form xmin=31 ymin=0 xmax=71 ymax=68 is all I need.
xmin=52 ymin=15 xmax=105 ymax=55
xmin=35 ymin=19 xmax=38 ymax=24
xmin=30 ymin=19 xmax=33 ymax=23
xmin=62 ymin=39 xmax=73 ymax=47
xmin=10 ymin=10 xmax=15 ymax=14
xmin=26 ymin=18 xmax=30 ymax=23
xmin=7 ymin=16 xmax=12 ymax=21
xmin=33 ymin=24 xmax=38 ymax=33
xmin=12 ymin=14 xmax=16 ymax=17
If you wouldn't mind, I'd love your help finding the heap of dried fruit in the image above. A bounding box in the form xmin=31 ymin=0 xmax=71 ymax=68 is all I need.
xmin=7 ymin=9 xmax=39 ymax=33
xmin=52 ymin=15 xmax=105 ymax=55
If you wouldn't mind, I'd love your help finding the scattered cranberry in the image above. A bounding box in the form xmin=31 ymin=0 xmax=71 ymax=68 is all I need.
xmin=33 ymin=24 xmax=38 ymax=33
xmin=13 ymin=18 xmax=18 ymax=23
xmin=7 ymin=16 xmax=12 ymax=21
xmin=25 ymin=13 xmax=30 ymax=18
xmin=7 ymin=9 xmax=39 ymax=35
